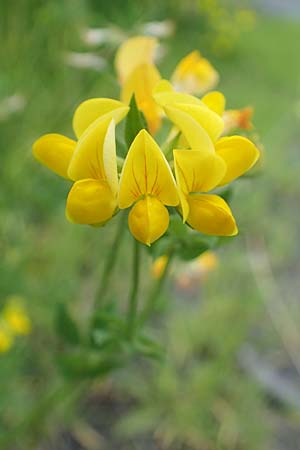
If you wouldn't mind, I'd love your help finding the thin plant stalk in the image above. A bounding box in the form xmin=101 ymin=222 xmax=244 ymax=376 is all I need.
xmin=94 ymin=211 xmax=127 ymax=308
xmin=127 ymin=238 xmax=141 ymax=339
xmin=140 ymin=248 xmax=174 ymax=325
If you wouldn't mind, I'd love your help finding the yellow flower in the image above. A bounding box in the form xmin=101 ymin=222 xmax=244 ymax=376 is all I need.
xmin=201 ymin=91 xmax=254 ymax=135
xmin=33 ymin=100 xmax=129 ymax=225
xmin=0 ymin=323 xmax=13 ymax=353
xmin=171 ymin=50 xmax=219 ymax=96
xmin=121 ymin=63 xmax=162 ymax=134
xmin=115 ymin=36 xmax=158 ymax=85
xmin=115 ymin=36 xmax=162 ymax=134
xmin=115 ymin=38 xmax=219 ymax=134
xmin=156 ymin=84 xmax=260 ymax=187
xmin=3 ymin=297 xmax=31 ymax=335
xmin=174 ymin=148 xmax=237 ymax=236
xmin=152 ymin=84 xmax=259 ymax=235
xmin=152 ymin=255 xmax=169 ymax=279
xmin=119 ymin=129 xmax=179 ymax=245
xmin=197 ymin=250 xmax=219 ymax=272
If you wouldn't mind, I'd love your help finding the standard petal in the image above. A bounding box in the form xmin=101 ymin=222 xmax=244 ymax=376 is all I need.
xmin=66 ymin=179 xmax=117 ymax=225
xmin=32 ymin=134 xmax=76 ymax=179
xmin=119 ymin=129 xmax=179 ymax=208
xmin=163 ymin=105 xmax=214 ymax=152
xmin=68 ymin=117 xmax=116 ymax=182
xmin=171 ymin=51 xmax=219 ymax=95
xmin=187 ymin=194 xmax=238 ymax=236
xmin=115 ymin=36 xmax=158 ymax=84
xmin=174 ymin=149 xmax=226 ymax=195
xmin=121 ymin=63 xmax=162 ymax=134
xmin=215 ymin=136 xmax=260 ymax=186
xmin=128 ymin=197 xmax=169 ymax=245
xmin=73 ymin=98 xmax=129 ymax=139
xmin=202 ymin=91 xmax=226 ymax=116
xmin=170 ymin=102 xmax=224 ymax=142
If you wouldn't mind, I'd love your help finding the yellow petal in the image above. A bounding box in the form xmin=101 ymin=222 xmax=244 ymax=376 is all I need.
xmin=171 ymin=50 xmax=219 ymax=95
xmin=115 ymin=36 xmax=158 ymax=84
xmin=73 ymin=98 xmax=129 ymax=139
xmin=202 ymin=91 xmax=226 ymax=116
xmin=174 ymin=149 xmax=226 ymax=194
xmin=178 ymin=188 xmax=190 ymax=223
xmin=153 ymin=79 xmax=203 ymax=108
xmin=68 ymin=117 xmax=117 ymax=183
xmin=186 ymin=194 xmax=238 ymax=236
xmin=128 ymin=197 xmax=169 ymax=245
xmin=66 ymin=179 xmax=117 ymax=225
xmin=119 ymin=129 xmax=179 ymax=208
xmin=163 ymin=105 xmax=214 ymax=152
xmin=121 ymin=63 xmax=161 ymax=134
xmin=170 ymin=102 xmax=224 ymax=142
xmin=32 ymin=134 xmax=76 ymax=179
xmin=215 ymin=136 xmax=260 ymax=186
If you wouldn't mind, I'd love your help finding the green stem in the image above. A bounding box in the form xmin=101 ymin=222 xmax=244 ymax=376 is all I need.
xmin=127 ymin=238 xmax=141 ymax=339
xmin=95 ymin=211 xmax=126 ymax=308
xmin=140 ymin=248 xmax=174 ymax=325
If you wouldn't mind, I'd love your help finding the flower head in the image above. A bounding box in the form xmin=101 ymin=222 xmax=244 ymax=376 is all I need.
xmin=33 ymin=36 xmax=261 ymax=245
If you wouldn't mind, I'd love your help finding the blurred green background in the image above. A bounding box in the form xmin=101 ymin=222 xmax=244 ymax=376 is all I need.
xmin=1 ymin=0 xmax=300 ymax=449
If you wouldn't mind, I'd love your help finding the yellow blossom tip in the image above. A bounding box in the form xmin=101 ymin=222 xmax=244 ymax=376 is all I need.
xmin=73 ymin=99 xmax=129 ymax=139
xmin=115 ymin=36 xmax=158 ymax=84
xmin=32 ymin=133 xmax=76 ymax=179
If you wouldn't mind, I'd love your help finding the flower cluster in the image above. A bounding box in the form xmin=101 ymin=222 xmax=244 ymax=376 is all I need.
xmin=33 ymin=36 xmax=259 ymax=246
xmin=0 ymin=296 xmax=31 ymax=353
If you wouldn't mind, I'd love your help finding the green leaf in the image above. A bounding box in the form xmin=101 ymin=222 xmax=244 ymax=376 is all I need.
xmin=134 ymin=333 xmax=164 ymax=361
xmin=58 ymin=350 xmax=120 ymax=379
xmin=177 ymin=235 xmax=209 ymax=261
xmin=124 ymin=94 xmax=148 ymax=148
xmin=55 ymin=303 xmax=80 ymax=346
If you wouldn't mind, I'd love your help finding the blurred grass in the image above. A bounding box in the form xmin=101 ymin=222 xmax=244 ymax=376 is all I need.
xmin=1 ymin=0 xmax=300 ymax=448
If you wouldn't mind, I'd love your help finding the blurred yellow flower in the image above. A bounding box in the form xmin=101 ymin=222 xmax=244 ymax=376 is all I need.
xmin=115 ymin=37 xmax=162 ymax=134
xmin=197 ymin=250 xmax=218 ymax=272
xmin=3 ymin=297 xmax=31 ymax=335
xmin=118 ymin=129 xmax=179 ymax=245
xmin=115 ymin=37 xmax=219 ymax=134
xmin=0 ymin=296 xmax=31 ymax=354
xmin=115 ymin=36 xmax=158 ymax=85
xmin=0 ymin=324 xmax=13 ymax=353
xmin=152 ymin=255 xmax=169 ymax=279
xmin=171 ymin=50 xmax=219 ymax=96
